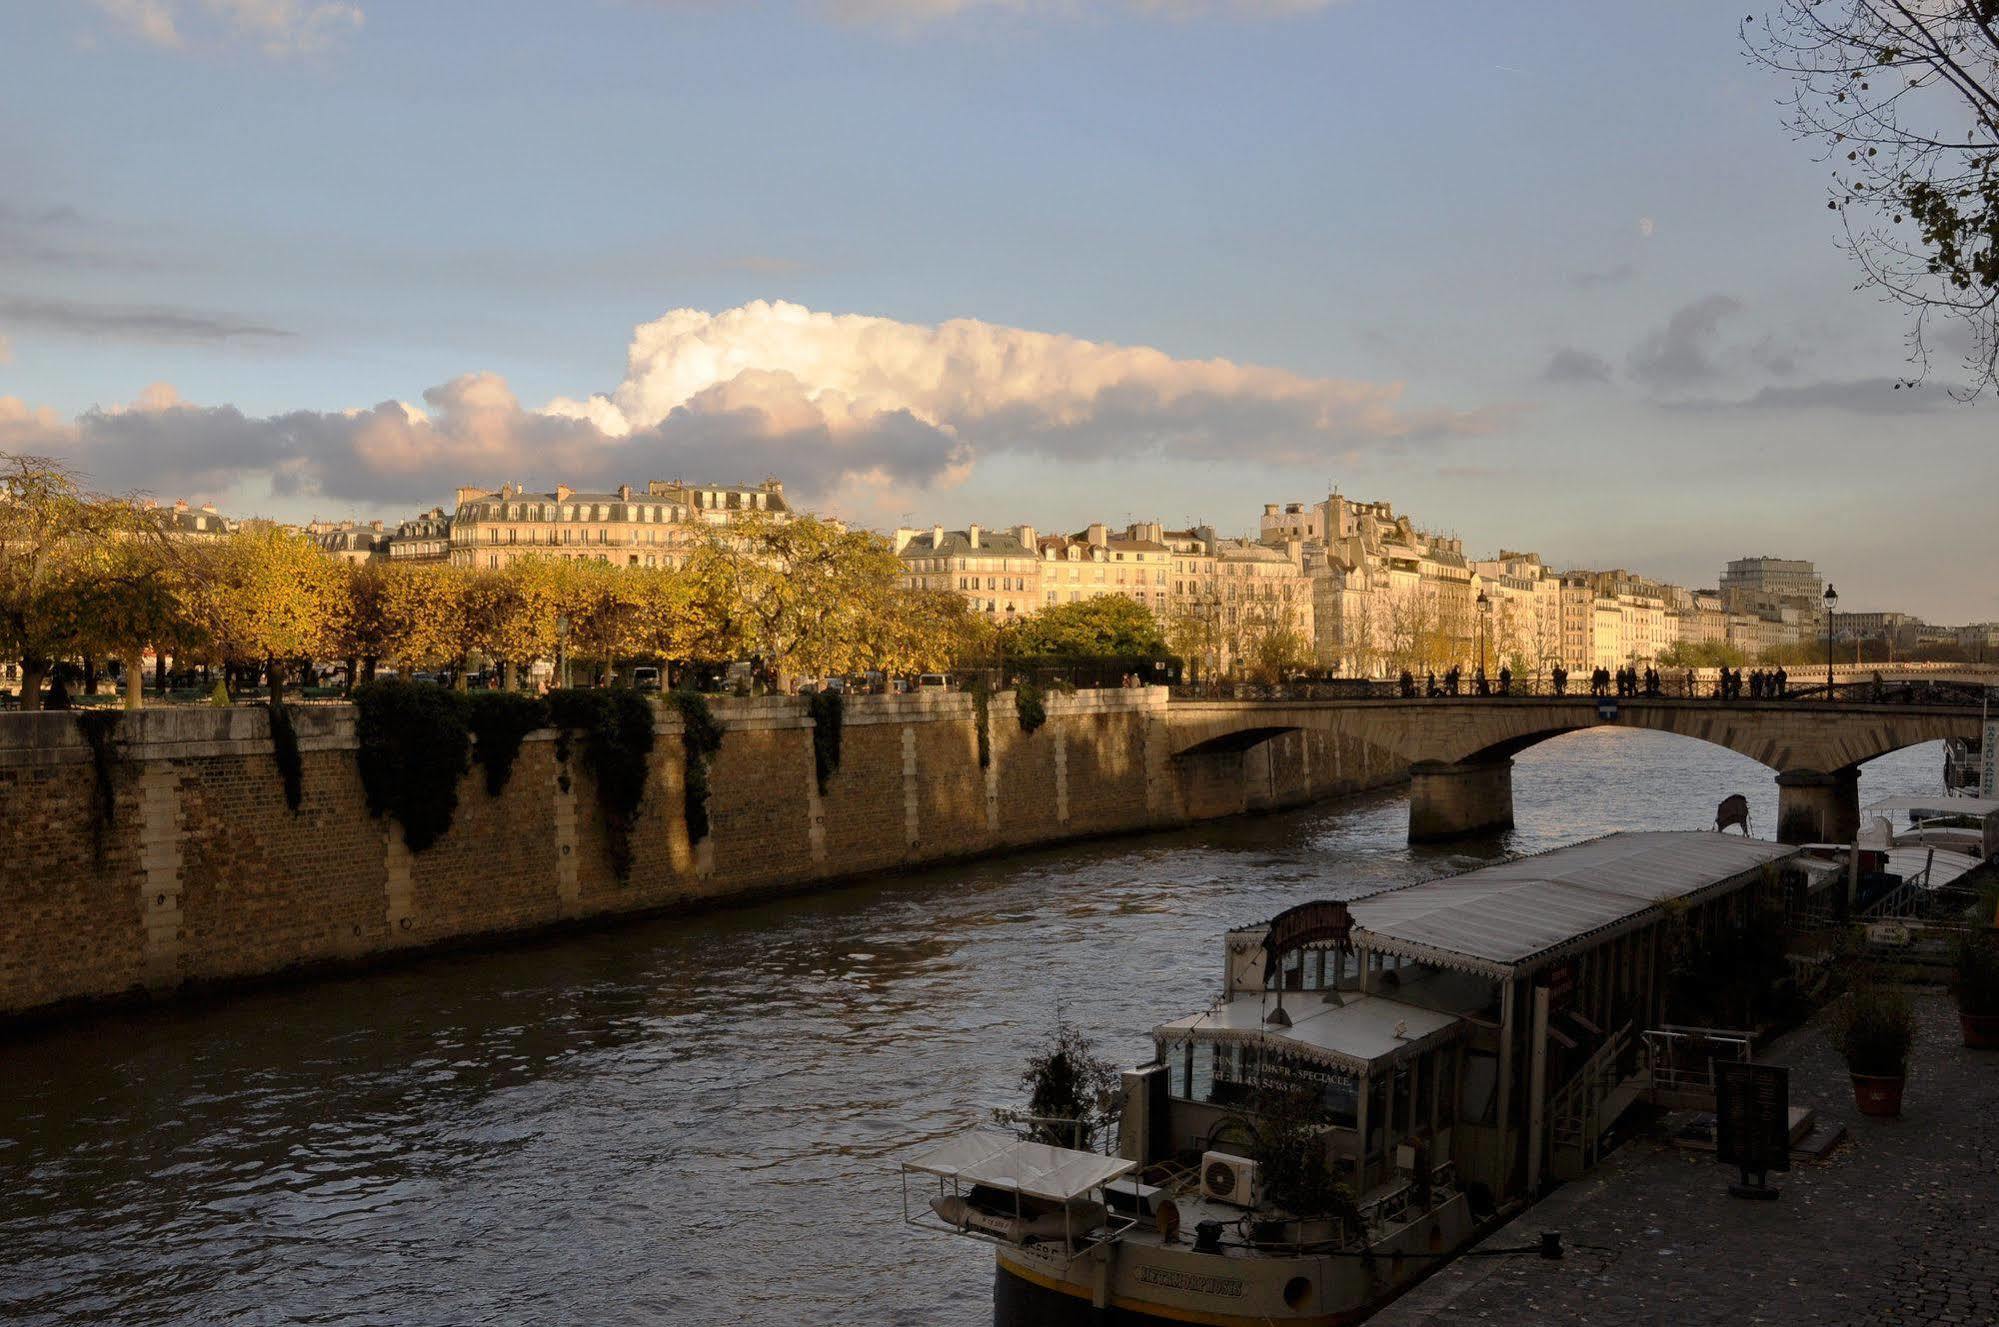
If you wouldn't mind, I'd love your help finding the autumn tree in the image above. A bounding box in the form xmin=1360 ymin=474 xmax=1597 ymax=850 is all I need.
xmin=0 ymin=454 xmax=180 ymax=709
xmin=1233 ymin=598 xmax=1312 ymax=684
xmin=685 ymin=514 xmax=902 ymax=686
xmin=1004 ymin=595 xmax=1168 ymax=659
xmin=1164 ymin=602 xmax=1223 ymax=682
xmin=194 ymin=526 xmax=347 ymax=700
xmin=1746 ymin=3 xmax=1999 ymax=393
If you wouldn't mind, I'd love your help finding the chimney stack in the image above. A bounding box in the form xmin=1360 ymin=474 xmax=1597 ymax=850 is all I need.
xmin=932 ymin=524 xmax=945 ymax=547
xmin=1086 ymin=522 xmax=1107 ymax=548
xmin=967 ymin=523 xmax=982 ymax=549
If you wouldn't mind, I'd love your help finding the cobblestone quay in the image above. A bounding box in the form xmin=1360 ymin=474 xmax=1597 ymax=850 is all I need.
xmin=1378 ymin=992 xmax=1998 ymax=1327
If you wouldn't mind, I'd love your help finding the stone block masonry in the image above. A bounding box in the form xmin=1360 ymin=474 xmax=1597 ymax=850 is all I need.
xmin=0 ymin=688 xmax=1404 ymax=1022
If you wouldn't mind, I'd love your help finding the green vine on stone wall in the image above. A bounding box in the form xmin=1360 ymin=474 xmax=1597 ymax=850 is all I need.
xmin=354 ymin=679 xmax=471 ymax=853
xmin=269 ymin=697 xmax=303 ymax=813
xmin=467 ymin=691 xmax=549 ymax=797
xmin=1014 ymin=677 xmax=1048 ymax=736
xmin=549 ymin=687 xmax=658 ymax=880
xmin=75 ymin=710 xmax=122 ymax=868
xmin=669 ymin=688 xmax=726 ymax=846
xmin=807 ymin=689 xmax=843 ymax=794
xmin=970 ymin=677 xmax=992 ymax=769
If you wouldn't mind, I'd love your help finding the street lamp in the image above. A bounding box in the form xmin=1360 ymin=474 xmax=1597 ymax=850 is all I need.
xmin=1476 ymin=590 xmax=1491 ymax=681
xmin=1823 ymin=583 xmax=1838 ymax=698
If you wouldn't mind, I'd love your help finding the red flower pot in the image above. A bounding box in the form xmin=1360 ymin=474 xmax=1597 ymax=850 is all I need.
xmin=1850 ymin=1072 xmax=1905 ymax=1117
xmin=1962 ymin=1012 xmax=1999 ymax=1050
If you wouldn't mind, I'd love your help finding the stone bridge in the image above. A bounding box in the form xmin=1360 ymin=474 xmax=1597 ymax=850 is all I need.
xmin=1163 ymin=696 xmax=1983 ymax=843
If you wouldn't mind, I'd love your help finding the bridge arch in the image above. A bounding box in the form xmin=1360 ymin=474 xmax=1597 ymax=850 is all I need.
xmin=1162 ymin=697 xmax=1982 ymax=843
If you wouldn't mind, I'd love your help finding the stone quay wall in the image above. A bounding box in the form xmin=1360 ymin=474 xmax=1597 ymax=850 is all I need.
xmin=0 ymin=688 xmax=1403 ymax=1021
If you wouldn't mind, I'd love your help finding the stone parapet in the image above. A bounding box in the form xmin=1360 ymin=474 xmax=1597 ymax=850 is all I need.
xmin=4 ymin=686 xmax=1389 ymax=1023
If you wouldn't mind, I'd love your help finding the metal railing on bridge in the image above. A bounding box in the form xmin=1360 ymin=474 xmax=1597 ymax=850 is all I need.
xmin=1168 ymin=676 xmax=1991 ymax=707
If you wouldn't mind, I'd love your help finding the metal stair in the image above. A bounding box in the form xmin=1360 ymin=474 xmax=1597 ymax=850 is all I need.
xmin=1549 ymin=1021 xmax=1638 ymax=1182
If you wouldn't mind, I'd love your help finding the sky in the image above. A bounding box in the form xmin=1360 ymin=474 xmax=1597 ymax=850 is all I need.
xmin=0 ymin=0 xmax=1993 ymax=622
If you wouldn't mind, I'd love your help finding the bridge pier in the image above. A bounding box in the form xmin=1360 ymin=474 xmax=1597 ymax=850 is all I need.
xmin=1409 ymin=758 xmax=1514 ymax=842
xmin=1775 ymin=768 xmax=1859 ymax=845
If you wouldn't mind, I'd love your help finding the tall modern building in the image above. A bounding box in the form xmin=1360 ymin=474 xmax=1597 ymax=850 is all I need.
xmin=1720 ymin=556 xmax=1822 ymax=606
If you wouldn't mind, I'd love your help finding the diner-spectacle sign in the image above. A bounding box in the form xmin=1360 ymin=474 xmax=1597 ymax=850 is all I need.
xmin=1714 ymin=1061 xmax=1789 ymax=1198
xmin=1261 ymin=901 xmax=1353 ymax=985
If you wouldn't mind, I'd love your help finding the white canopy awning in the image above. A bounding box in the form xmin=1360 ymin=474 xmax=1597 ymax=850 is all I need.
xmin=1864 ymin=795 xmax=1999 ymax=821
xmin=901 ymin=1131 xmax=1134 ymax=1203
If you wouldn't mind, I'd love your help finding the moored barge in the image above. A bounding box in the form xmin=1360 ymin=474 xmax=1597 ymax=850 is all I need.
xmin=902 ymin=832 xmax=1804 ymax=1326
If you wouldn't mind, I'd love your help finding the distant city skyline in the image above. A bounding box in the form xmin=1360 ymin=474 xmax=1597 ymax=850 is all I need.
xmin=1 ymin=2 xmax=1992 ymax=622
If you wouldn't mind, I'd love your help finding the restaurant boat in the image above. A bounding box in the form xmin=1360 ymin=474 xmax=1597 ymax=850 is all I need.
xmin=902 ymin=832 xmax=1801 ymax=1326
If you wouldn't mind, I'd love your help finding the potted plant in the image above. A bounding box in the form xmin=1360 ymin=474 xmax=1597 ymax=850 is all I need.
xmin=1950 ymin=933 xmax=1999 ymax=1050
xmin=1834 ymin=984 xmax=1916 ymax=1117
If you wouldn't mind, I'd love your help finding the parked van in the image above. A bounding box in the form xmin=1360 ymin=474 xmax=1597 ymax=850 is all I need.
xmin=917 ymin=674 xmax=949 ymax=690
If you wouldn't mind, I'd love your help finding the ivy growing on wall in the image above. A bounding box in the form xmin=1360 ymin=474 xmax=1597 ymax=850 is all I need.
xmin=354 ymin=679 xmax=471 ymax=853
xmin=806 ymin=689 xmax=843 ymax=794
xmin=669 ymin=689 xmax=726 ymax=846
xmin=467 ymin=692 xmax=548 ymax=796
xmin=549 ymin=687 xmax=658 ymax=880
xmin=74 ymin=710 xmax=122 ymax=867
xmin=969 ymin=677 xmax=992 ymax=769
xmin=1014 ymin=678 xmax=1048 ymax=736
xmin=269 ymin=697 xmax=303 ymax=812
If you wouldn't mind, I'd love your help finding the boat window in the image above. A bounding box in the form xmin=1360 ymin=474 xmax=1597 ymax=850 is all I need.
xmin=1459 ymin=1050 xmax=1498 ymax=1124
xmin=1437 ymin=1051 xmax=1458 ymax=1126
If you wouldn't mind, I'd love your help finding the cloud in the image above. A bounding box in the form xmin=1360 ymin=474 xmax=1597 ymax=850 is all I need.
xmin=0 ymin=202 xmax=161 ymax=272
xmin=87 ymin=0 xmax=362 ymax=55
xmin=805 ymin=0 xmax=1337 ymax=24
xmin=1674 ymin=379 xmax=1949 ymax=415
xmin=1628 ymin=294 xmax=1742 ymax=388
xmin=7 ymin=301 xmax=1495 ymax=512
xmin=1637 ymin=216 xmax=1655 ymax=238
xmin=0 ymin=295 xmax=292 ymax=344
xmin=548 ymin=300 xmax=1485 ymax=457
xmin=90 ymin=0 xmax=182 ymax=48
xmin=1540 ymin=347 xmax=1613 ymax=385
xmin=1571 ymin=261 xmax=1635 ymax=290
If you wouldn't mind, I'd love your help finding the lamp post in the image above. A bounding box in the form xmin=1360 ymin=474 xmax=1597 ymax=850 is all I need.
xmin=1823 ymin=583 xmax=1838 ymax=698
xmin=1476 ymin=590 xmax=1491 ymax=681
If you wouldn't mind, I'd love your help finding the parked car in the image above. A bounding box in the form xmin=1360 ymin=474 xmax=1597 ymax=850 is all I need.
xmin=632 ymin=666 xmax=662 ymax=691
xmin=917 ymin=674 xmax=950 ymax=690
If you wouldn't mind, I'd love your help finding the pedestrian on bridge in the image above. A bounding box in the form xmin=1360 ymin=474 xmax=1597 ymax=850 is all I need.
xmin=1774 ymin=666 xmax=1787 ymax=697
xmin=1551 ymin=664 xmax=1567 ymax=696
xmin=1498 ymin=665 xmax=1512 ymax=696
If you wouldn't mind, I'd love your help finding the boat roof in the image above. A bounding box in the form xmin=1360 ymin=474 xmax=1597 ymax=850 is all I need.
xmin=1155 ymin=992 xmax=1461 ymax=1074
xmin=902 ymin=1131 xmax=1134 ymax=1202
xmin=1339 ymin=832 xmax=1796 ymax=979
xmin=1863 ymin=795 xmax=1999 ymax=819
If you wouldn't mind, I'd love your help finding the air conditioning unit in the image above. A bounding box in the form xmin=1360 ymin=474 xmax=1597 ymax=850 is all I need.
xmin=1200 ymin=1151 xmax=1260 ymax=1207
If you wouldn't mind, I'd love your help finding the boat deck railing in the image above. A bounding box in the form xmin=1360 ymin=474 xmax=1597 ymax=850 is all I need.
xmin=1642 ymin=1025 xmax=1753 ymax=1107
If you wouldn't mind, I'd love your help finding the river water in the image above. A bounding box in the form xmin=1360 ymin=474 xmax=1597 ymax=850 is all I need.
xmin=0 ymin=730 xmax=1949 ymax=1326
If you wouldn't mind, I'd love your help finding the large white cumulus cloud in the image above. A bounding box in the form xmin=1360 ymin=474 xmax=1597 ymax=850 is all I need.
xmin=549 ymin=299 xmax=1484 ymax=464
xmin=7 ymin=301 xmax=1493 ymax=511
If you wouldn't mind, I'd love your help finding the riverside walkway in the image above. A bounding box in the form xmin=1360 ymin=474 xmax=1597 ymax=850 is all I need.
xmin=1375 ymin=993 xmax=1998 ymax=1327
